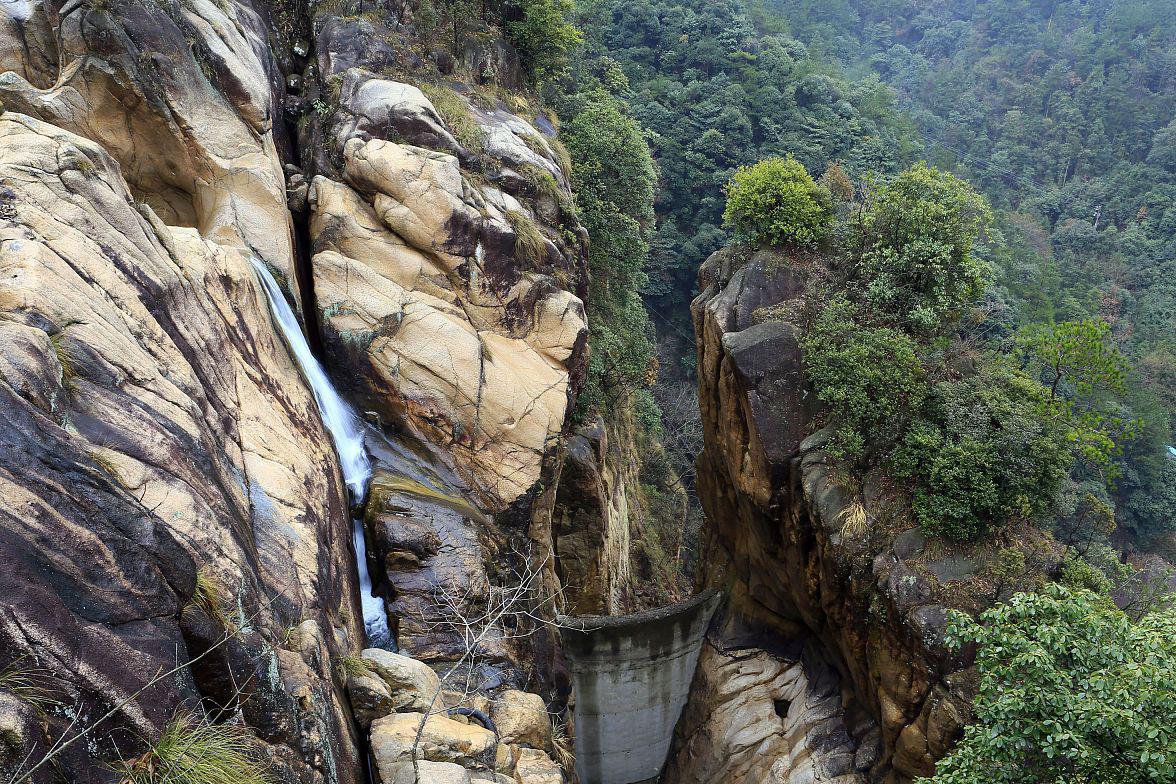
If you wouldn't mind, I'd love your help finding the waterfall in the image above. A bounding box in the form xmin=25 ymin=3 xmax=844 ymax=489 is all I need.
xmin=251 ymin=258 xmax=392 ymax=649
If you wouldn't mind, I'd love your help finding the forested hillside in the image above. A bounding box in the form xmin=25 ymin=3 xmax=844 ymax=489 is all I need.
xmin=561 ymin=0 xmax=1174 ymax=555
xmin=573 ymin=0 xmax=919 ymax=325
xmin=757 ymin=0 xmax=1176 ymax=546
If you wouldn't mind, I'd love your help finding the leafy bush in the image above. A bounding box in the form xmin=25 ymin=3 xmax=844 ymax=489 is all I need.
xmin=801 ymin=296 xmax=926 ymax=461
xmin=723 ymin=156 xmax=833 ymax=249
xmin=892 ymin=365 xmax=1071 ymax=541
xmin=855 ymin=163 xmax=992 ymax=332
xmin=922 ymin=585 xmax=1176 ymax=784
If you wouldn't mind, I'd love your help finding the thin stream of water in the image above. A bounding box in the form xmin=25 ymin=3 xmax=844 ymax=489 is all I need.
xmin=251 ymin=258 xmax=392 ymax=648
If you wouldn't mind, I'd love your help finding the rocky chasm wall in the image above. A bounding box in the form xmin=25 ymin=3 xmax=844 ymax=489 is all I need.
xmin=680 ymin=247 xmax=977 ymax=783
xmin=558 ymin=590 xmax=721 ymax=784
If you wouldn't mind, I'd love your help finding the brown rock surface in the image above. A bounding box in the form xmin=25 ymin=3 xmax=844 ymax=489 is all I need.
xmin=0 ymin=112 xmax=363 ymax=781
xmin=672 ymin=248 xmax=977 ymax=783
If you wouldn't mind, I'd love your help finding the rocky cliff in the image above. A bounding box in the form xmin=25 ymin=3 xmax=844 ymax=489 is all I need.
xmin=0 ymin=0 xmax=591 ymax=780
xmin=667 ymin=247 xmax=993 ymax=784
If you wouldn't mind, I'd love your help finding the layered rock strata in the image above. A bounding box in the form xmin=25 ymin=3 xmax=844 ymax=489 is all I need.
xmin=671 ymin=247 xmax=977 ymax=783
xmin=0 ymin=112 xmax=362 ymax=782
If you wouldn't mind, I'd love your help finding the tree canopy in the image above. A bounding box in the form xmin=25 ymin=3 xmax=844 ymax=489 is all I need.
xmin=923 ymin=585 xmax=1176 ymax=784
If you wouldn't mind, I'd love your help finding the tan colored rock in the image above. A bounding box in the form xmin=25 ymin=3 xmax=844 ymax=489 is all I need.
xmin=512 ymin=748 xmax=563 ymax=784
xmin=362 ymin=649 xmax=443 ymax=713
xmin=495 ymin=743 xmax=517 ymax=775
xmin=664 ymin=643 xmax=862 ymax=784
xmin=0 ymin=113 xmax=363 ymax=782
xmin=309 ymin=159 xmax=586 ymax=509
xmin=0 ymin=0 xmax=301 ymax=307
xmin=490 ymin=690 xmax=550 ymax=749
xmin=348 ymin=670 xmax=395 ymax=729
xmin=370 ymin=713 xmax=497 ymax=774
xmin=382 ymin=760 xmax=473 ymax=784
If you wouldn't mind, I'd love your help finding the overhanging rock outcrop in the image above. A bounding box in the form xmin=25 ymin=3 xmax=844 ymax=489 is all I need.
xmin=559 ymin=589 xmax=722 ymax=784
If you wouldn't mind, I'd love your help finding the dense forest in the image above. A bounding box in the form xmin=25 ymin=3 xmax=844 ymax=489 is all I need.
xmin=547 ymin=0 xmax=1175 ymax=556
xmin=760 ymin=0 xmax=1176 ymax=548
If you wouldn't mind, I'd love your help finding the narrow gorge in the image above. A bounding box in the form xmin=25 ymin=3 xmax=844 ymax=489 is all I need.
xmin=1 ymin=0 xmax=1173 ymax=783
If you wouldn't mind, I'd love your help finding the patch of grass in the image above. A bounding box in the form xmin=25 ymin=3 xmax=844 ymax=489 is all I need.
xmin=519 ymin=163 xmax=578 ymax=225
xmin=337 ymin=654 xmax=370 ymax=680
xmin=420 ymin=84 xmax=484 ymax=155
xmin=186 ymin=569 xmax=234 ymax=632
xmin=0 ymin=657 xmax=59 ymax=711
xmin=840 ymin=499 xmax=868 ymax=537
xmin=505 ymin=210 xmax=547 ymax=269
xmin=548 ymin=138 xmax=572 ymax=181
xmin=118 ymin=711 xmax=272 ymax=784
xmin=551 ymin=718 xmax=574 ymax=771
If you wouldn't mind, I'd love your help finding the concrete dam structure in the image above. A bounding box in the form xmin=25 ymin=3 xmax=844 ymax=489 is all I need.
xmin=560 ymin=590 xmax=723 ymax=784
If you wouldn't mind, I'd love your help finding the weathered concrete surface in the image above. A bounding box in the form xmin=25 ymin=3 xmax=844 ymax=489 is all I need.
xmin=559 ymin=590 xmax=721 ymax=784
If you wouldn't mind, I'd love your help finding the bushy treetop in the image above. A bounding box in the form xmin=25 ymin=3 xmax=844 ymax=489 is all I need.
xmin=923 ymin=585 xmax=1176 ymax=784
xmin=723 ymin=156 xmax=834 ymax=249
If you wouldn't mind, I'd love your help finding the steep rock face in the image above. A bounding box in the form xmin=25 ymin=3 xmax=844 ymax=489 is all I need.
xmin=0 ymin=0 xmax=301 ymax=306
xmin=298 ymin=8 xmax=588 ymax=514
xmin=673 ymin=248 xmax=975 ymax=783
xmin=552 ymin=417 xmax=636 ymax=616
xmin=0 ymin=113 xmax=363 ymax=782
xmin=665 ymin=640 xmax=866 ymax=784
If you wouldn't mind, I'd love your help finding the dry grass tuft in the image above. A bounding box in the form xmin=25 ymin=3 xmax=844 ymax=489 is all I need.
xmin=550 ymin=718 xmax=574 ymax=771
xmin=186 ymin=569 xmax=234 ymax=632
xmin=421 ymin=84 xmax=484 ymax=155
xmin=0 ymin=657 xmax=59 ymax=711
xmin=840 ymin=499 xmax=869 ymax=537
xmin=118 ymin=711 xmax=273 ymax=784
xmin=506 ymin=210 xmax=548 ymax=269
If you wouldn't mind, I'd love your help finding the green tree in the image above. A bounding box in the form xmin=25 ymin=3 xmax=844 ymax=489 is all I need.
xmin=505 ymin=0 xmax=582 ymax=81
xmin=723 ymin=156 xmax=834 ymax=249
xmin=855 ymin=163 xmax=993 ymax=332
xmin=892 ymin=365 xmax=1072 ymax=541
xmin=801 ymin=296 xmax=926 ymax=461
xmin=923 ymin=585 xmax=1176 ymax=784
xmin=1017 ymin=318 xmax=1138 ymax=472
xmin=561 ymin=90 xmax=659 ymax=415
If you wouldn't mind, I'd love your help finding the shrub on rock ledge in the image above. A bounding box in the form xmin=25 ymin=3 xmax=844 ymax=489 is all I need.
xmin=723 ymin=156 xmax=833 ymax=250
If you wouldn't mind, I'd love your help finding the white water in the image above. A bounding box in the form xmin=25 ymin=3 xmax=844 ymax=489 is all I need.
xmin=251 ymin=258 xmax=392 ymax=648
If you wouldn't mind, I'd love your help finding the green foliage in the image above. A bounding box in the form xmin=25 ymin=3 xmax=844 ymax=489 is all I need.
xmin=1018 ymin=319 xmax=1138 ymax=472
xmin=801 ymin=296 xmax=926 ymax=461
xmin=120 ymin=711 xmax=273 ymax=784
xmin=504 ymin=0 xmax=582 ymax=81
xmin=768 ymin=0 xmax=1176 ymax=550
xmin=892 ymin=366 xmax=1072 ymax=541
xmin=560 ymin=89 xmax=659 ymax=416
xmin=723 ymin=156 xmax=833 ymax=248
xmin=187 ymin=569 xmax=233 ymax=631
xmin=0 ymin=657 xmax=58 ymax=711
xmin=854 ymin=163 xmax=993 ymax=332
xmin=922 ymin=585 xmax=1176 ymax=784
xmin=573 ymin=0 xmax=916 ymax=310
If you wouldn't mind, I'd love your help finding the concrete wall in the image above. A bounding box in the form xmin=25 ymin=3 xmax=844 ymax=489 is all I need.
xmin=559 ymin=590 xmax=722 ymax=784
